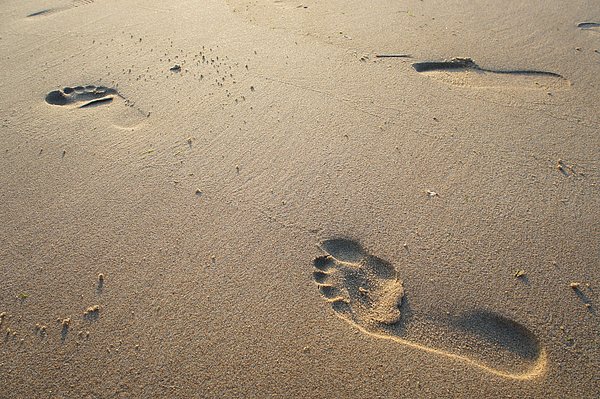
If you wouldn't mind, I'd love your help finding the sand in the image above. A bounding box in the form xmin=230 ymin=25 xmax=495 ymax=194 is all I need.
xmin=0 ymin=0 xmax=599 ymax=397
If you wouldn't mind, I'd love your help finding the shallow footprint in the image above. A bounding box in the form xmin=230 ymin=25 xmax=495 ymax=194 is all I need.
xmin=45 ymin=84 xmax=146 ymax=129
xmin=312 ymin=238 xmax=547 ymax=380
xmin=412 ymin=57 xmax=570 ymax=90
xmin=27 ymin=0 xmax=95 ymax=18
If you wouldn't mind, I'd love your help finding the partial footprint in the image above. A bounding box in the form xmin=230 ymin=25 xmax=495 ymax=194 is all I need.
xmin=412 ymin=57 xmax=570 ymax=90
xmin=312 ymin=238 xmax=547 ymax=380
xmin=27 ymin=0 xmax=94 ymax=18
xmin=314 ymin=240 xmax=404 ymax=326
xmin=45 ymin=84 xmax=146 ymax=129
xmin=577 ymin=22 xmax=600 ymax=32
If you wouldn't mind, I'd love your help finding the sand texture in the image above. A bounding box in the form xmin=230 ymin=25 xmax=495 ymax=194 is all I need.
xmin=0 ymin=0 xmax=599 ymax=397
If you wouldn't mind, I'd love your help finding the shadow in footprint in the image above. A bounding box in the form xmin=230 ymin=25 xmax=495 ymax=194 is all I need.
xmin=448 ymin=310 xmax=540 ymax=361
xmin=577 ymin=22 xmax=600 ymax=31
xmin=320 ymin=238 xmax=364 ymax=263
xmin=79 ymin=97 xmax=114 ymax=108
xmin=312 ymin=238 xmax=547 ymax=380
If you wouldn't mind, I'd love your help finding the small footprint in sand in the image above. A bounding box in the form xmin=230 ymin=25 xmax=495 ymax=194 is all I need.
xmin=312 ymin=238 xmax=547 ymax=380
xmin=45 ymin=84 xmax=146 ymax=128
xmin=412 ymin=57 xmax=570 ymax=90
xmin=27 ymin=0 xmax=94 ymax=17
xmin=46 ymin=85 xmax=119 ymax=108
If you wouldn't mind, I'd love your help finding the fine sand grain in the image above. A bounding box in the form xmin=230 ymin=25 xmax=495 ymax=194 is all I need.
xmin=1 ymin=0 xmax=599 ymax=397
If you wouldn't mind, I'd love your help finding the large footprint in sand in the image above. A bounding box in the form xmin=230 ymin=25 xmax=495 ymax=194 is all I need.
xmin=45 ymin=84 xmax=146 ymax=129
xmin=411 ymin=57 xmax=570 ymax=90
xmin=312 ymin=238 xmax=547 ymax=380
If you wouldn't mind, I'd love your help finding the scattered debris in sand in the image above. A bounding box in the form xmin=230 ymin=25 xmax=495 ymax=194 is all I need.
xmin=84 ymin=305 xmax=100 ymax=316
xmin=34 ymin=323 xmax=48 ymax=335
xmin=557 ymin=159 xmax=576 ymax=176
xmin=514 ymin=270 xmax=526 ymax=278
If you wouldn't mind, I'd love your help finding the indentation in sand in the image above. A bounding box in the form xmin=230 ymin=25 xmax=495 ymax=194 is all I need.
xmin=46 ymin=85 xmax=118 ymax=108
xmin=577 ymin=22 xmax=600 ymax=32
xmin=412 ymin=57 xmax=570 ymax=90
xmin=312 ymin=238 xmax=547 ymax=380
xmin=26 ymin=0 xmax=95 ymax=18
xmin=45 ymin=84 xmax=146 ymax=129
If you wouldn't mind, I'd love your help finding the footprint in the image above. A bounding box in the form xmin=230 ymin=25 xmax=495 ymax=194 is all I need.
xmin=312 ymin=238 xmax=547 ymax=380
xmin=27 ymin=0 xmax=94 ymax=18
xmin=577 ymin=22 xmax=600 ymax=32
xmin=412 ymin=57 xmax=570 ymax=90
xmin=45 ymin=84 xmax=146 ymax=129
xmin=45 ymin=85 xmax=119 ymax=108
xmin=313 ymin=239 xmax=405 ymax=326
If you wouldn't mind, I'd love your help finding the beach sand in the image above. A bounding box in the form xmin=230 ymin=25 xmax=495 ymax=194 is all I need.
xmin=0 ymin=0 xmax=598 ymax=397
